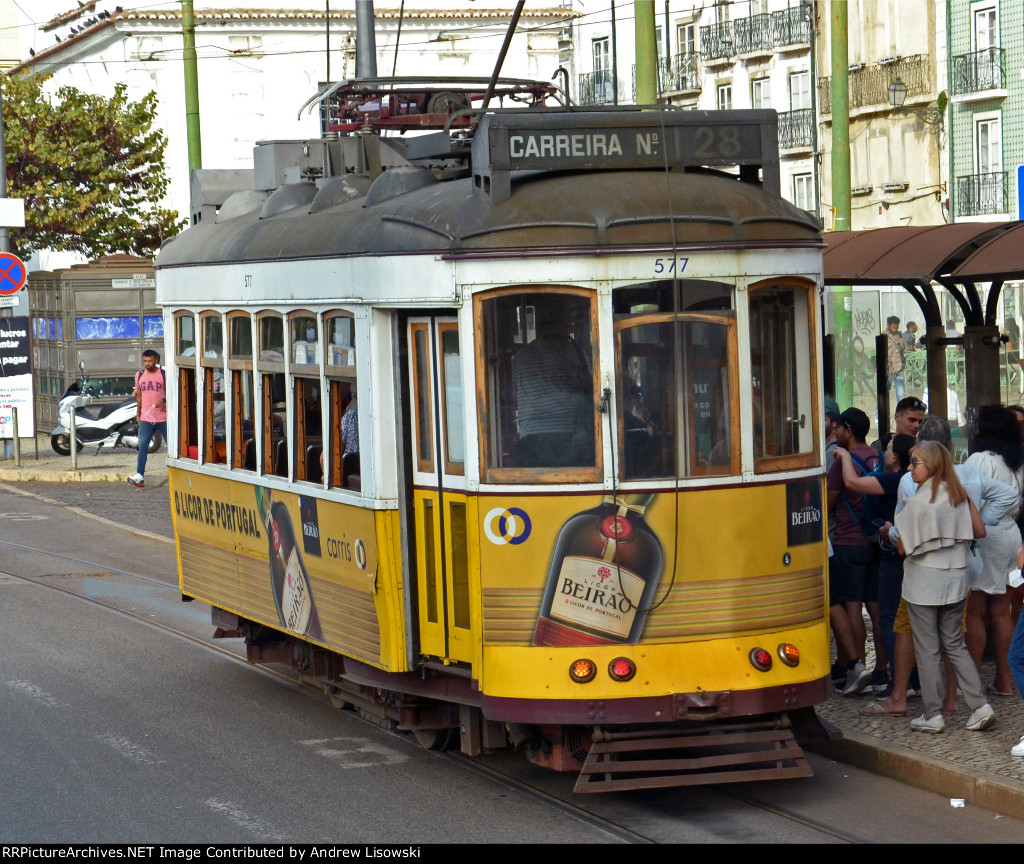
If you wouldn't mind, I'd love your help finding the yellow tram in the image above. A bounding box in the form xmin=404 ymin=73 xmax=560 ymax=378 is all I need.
xmin=158 ymin=80 xmax=830 ymax=792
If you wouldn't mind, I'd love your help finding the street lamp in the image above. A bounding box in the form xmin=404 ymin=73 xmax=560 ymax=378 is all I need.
xmin=887 ymin=76 xmax=945 ymax=128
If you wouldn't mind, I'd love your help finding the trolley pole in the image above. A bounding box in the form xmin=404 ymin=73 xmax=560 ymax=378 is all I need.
xmin=830 ymin=0 xmax=853 ymax=409
xmin=181 ymin=0 xmax=202 ymax=220
xmin=634 ymin=1 xmax=658 ymax=105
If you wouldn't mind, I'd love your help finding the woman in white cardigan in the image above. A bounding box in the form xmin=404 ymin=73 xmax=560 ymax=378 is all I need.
xmin=895 ymin=440 xmax=995 ymax=734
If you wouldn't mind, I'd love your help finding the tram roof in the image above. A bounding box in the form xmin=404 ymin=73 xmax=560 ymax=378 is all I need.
xmin=822 ymin=222 xmax=1022 ymax=285
xmin=156 ymin=167 xmax=820 ymax=270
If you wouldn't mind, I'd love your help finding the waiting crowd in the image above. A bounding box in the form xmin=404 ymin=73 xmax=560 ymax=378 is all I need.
xmin=825 ymin=393 xmax=1024 ymax=757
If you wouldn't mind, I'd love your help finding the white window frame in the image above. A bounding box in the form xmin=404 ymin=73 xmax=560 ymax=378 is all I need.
xmin=752 ymin=77 xmax=771 ymax=109
xmin=676 ymin=22 xmax=696 ymax=57
xmin=793 ymin=173 xmax=814 ymax=212
xmin=593 ymin=37 xmax=610 ymax=73
xmin=975 ymin=112 xmax=1002 ymax=174
xmin=972 ymin=2 xmax=998 ymax=51
xmin=789 ymin=70 xmax=811 ymax=111
xmin=717 ymin=83 xmax=732 ymax=110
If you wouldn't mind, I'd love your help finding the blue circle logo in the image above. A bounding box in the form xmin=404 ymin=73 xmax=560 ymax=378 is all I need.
xmin=484 ymin=507 xmax=532 ymax=545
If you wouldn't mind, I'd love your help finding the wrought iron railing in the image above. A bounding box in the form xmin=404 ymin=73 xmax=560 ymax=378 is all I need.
xmin=778 ymin=109 xmax=815 ymax=149
xmin=952 ymin=48 xmax=1005 ymax=95
xmin=700 ymin=21 xmax=734 ymax=61
xmin=578 ymin=70 xmax=617 ymax=105
xmin=817 ymin=54 xmax=930 ymax=115
xmin=770 ymin=5 xmax=811 ymax=48
xmin=956 ymin=172 xmax=1008 ymax=217
xmin=733 ymin=13 xmax=772 ymax=54
xmin=658 ymin=53 xmax=701 ymax=94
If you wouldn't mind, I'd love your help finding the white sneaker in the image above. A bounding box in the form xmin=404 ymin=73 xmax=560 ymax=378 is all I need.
xmin=910 ymin=714 xmax=946 ymax=734
xmin=841 ymin=661 xmax=872 ymax=696
xmin=965 ymin=703 xmax=996 ymax=732
xmin=1011 ymin=736 xmax=1024 ymax=757
xmin=127 ymin=473 xmax=145 ymax=488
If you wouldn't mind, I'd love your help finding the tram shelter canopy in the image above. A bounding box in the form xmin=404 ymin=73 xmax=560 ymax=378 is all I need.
xmin=822 ymin=221 xmax=1024 ymax=426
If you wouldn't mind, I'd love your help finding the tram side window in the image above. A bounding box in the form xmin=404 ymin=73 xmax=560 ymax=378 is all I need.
xmin=615 ymin=297 xmax=737 ymax=479
xmin=175 ymin=313 xmax=198 ymax=459
xmin=749 ymin=281 xmax=816 ymax=470
xmin=259 ymin=314 xmax=287 ymax=477
xmin=479 ymin=290 xmax=597 ymax=480
xmin=294 ymin=377 xmax=323 ymax=483
xmin=200 ymin=315 xmax=226 ymax=465
xmin=262 ymin=372 xmax=287 ymax=477
xmin=229 ymin=315 xmax=255 ymax=471
xmin=325 ymin=312 xmax=358 ymax=491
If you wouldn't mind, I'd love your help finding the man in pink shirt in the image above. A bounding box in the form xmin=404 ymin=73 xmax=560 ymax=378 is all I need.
xmin=127 ymin=348 xmax=166 ymax=488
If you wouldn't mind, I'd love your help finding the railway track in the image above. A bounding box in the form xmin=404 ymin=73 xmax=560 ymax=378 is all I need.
xmin=0 ymin=534 xmax=870 ymax=844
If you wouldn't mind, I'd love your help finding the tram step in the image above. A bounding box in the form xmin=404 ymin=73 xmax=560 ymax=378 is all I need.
xmin=574 ymin=719 xmax=813 ymax=793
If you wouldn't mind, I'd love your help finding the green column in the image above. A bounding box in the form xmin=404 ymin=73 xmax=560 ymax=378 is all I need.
xmin=634 ymin=0 xmax=658 ymax=105
xmin=830 ymin=0 xmax=852 ymax=408
xmin=182 ymin=1 xmax=202 ymax=179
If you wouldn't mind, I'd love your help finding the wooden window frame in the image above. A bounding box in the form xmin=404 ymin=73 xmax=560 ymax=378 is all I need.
xmin=474 ymin=285 xmax=601 ymax=485
xmin=749 ymin=277 xmax=819 ymax=474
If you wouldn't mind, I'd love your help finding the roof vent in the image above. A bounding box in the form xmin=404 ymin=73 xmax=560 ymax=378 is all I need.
xmin=364 ymin=167 xmax=438 ymax=208
xmin=217 ymin=190 xmax=270 ymax=223
xmin=310 ymin=175 xmax=373 ymax=213
xmin=259 ymin=183 xmax=317 ymax=219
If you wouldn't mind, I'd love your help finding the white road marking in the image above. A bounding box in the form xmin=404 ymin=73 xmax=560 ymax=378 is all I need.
xmin=99 ymin=732 xmax=166 ymax=765
xmin=299 ymin=736 xmax=409 ymax=768
xmin=4 ymin=678 xmax=65 ymax=707
xmin=204 ymin=798 xmax=291 ymax=842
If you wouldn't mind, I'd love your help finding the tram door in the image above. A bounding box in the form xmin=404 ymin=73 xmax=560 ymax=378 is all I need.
xmin=407 ymin=318 xmax=472 ymax=664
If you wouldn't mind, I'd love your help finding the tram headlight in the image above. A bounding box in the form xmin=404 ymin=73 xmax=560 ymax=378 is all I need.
xmin=607 ymin=657 xmax=636 ymax=682
xmin=749 ymin=647 xmax=773 ymax=672
xmin=777 ymin=643 xmax=800 ymax=667
xmin=569 ymin=658 xmax=597 ymax=683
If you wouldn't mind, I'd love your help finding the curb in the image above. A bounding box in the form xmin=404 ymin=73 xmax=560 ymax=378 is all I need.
xmin=807 ymin=731 xmax=1024 ymax=819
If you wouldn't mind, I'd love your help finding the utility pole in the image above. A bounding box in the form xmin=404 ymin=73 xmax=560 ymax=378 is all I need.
xmin=830 ymin=0 xmax=852 ymax=408
xmin=634 ymin=1 xmax=657 ymax=105
xmin=181 ymin=0 xmax=202 ymax=221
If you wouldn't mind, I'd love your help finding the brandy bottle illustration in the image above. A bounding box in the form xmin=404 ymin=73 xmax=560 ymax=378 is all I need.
xmin=256 ymin=486 xmax=324 ymax=641
xmin=532 ymin=493 xmax=664 ymax=646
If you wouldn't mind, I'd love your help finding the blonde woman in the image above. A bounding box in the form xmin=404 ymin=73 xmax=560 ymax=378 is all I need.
xmin=894 ymin=440 xmax=995 ymax=734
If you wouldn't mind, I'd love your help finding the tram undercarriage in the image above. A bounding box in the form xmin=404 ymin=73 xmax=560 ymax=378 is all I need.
xmin=230 ymin=614 xmax=829 ymax=793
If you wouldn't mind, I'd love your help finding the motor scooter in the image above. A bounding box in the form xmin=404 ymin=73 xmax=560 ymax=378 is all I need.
xmin=50 ymin=368 xmax=162 ymax=456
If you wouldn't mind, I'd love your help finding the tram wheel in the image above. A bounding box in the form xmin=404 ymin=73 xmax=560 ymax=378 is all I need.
xmin=412 ymin=726 xmax=459 ymax=751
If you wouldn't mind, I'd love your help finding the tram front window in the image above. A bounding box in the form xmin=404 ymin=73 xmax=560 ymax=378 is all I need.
xmin=479 ymin=290 xmax=598 ymax=479
xmin=616 ymin=315 xmax=737 ymax=478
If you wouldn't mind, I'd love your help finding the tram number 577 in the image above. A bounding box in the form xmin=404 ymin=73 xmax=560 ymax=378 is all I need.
xmin=653 ymin=257 xmax=688 ymax=275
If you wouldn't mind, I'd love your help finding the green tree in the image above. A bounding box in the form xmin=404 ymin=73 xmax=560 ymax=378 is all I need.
xmin=1 ymin=73 xmax=184 ymax=259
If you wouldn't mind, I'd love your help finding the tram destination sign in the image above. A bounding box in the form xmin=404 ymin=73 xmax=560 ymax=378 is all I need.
xmin=473 ymin=109 xmax=780 ymax=203
xmin=505 ymin=123 xmax=762 ymax=169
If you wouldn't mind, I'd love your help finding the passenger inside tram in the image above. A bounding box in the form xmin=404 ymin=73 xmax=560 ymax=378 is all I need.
xmin=511 ymin=303 xmax=594 ymax=468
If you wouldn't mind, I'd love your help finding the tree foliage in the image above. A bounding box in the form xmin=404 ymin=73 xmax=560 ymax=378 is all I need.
xmin=1 ymin=73 xmax=184 ymax=259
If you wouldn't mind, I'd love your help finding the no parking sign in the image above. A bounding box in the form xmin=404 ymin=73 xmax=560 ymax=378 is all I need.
xmin=0 ymin=252 xmax=26 ymax=308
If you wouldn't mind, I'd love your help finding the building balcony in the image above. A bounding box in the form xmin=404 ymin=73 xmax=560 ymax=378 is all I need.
xmin=656 ymin=53 xmax=701 ymax=95
xmin=817 ymin=54 xmax=930 ymax=116
xmin=578 ymin=70 xmax=616 ymax=105
xmin=956 ymin=171 xmax=1008 ymax=217
xmin=952 ymin=47 xmax=1005 ymax=96
xmin=778 ymin=108 xmax=815 ymax=150
xmin=733 ymin=13 xmax=772 ymax=55
xmin=700 ymin=21 xmax=734 ymax=63
xmin=769 ymin=5 xmax=811 ymax=50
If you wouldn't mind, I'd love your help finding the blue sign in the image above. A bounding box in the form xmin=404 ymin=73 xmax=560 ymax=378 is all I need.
xmin=1019 ymin=165 xmax=1024 ymax=221
xmin=0 ymin=252 xmax=25 ymax=296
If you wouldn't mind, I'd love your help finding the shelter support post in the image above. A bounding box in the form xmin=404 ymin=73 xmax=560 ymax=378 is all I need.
xmin=964 ymin=325 xmax=1002 ymax=419
xmin=924 ymin=326 xmax=948 ymax=421
xmin=875 ymin=333 xmax=890 ymax=437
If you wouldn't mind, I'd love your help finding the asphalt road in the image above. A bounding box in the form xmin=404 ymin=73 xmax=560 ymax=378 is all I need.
xmin=3 ymin=482 xmax=1024 ymax=844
